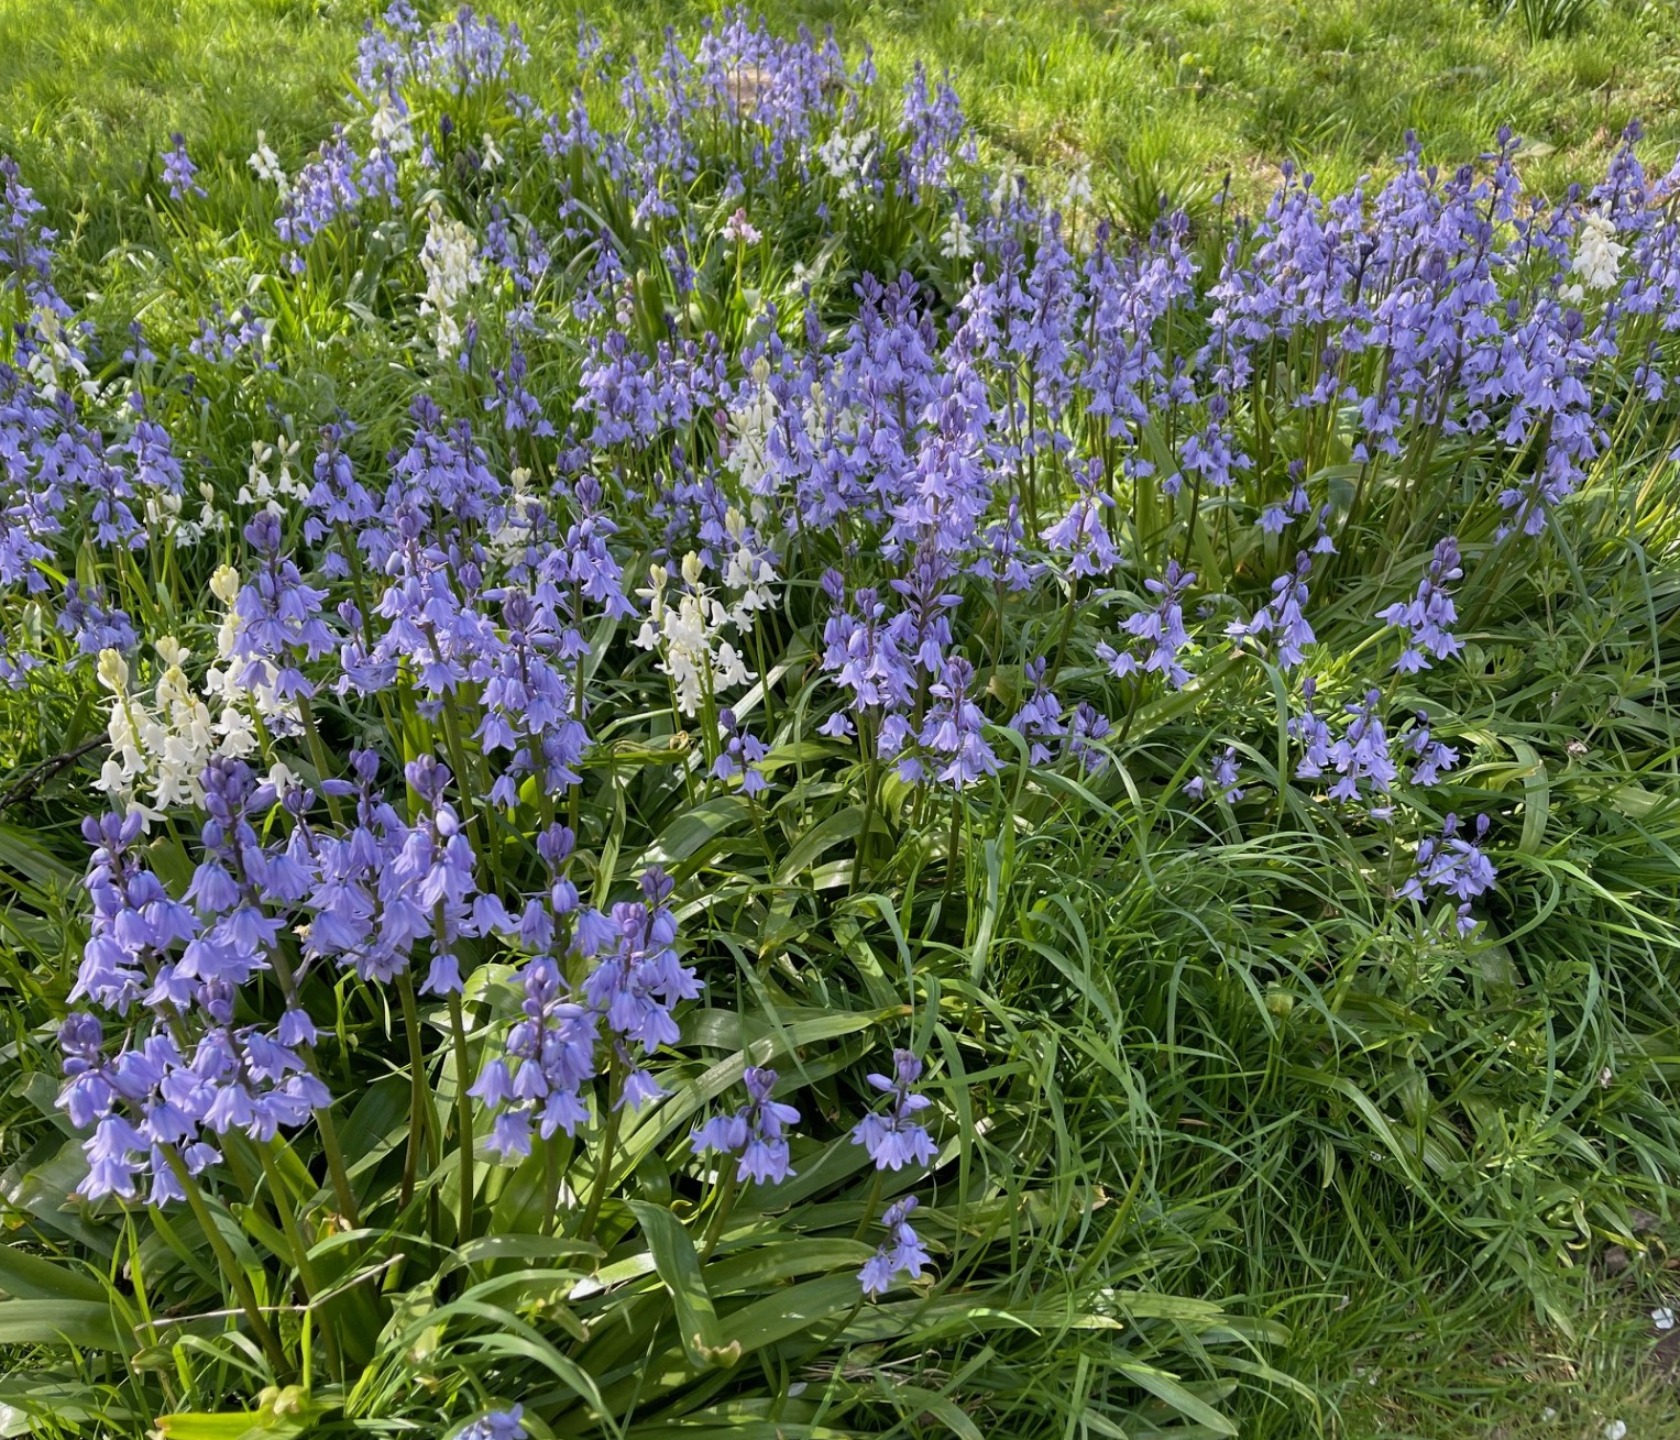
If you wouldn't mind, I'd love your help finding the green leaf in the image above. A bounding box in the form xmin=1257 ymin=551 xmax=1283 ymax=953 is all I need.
xmin=637 ymin=795 xmax=752 ymax=873
xmin=625 ymin=1428 xmax=851 ymax=1440
xmin=880 ymin=1383 xmax=985 ymax=1440
xmin=1116 ymin=1361 xmax=1237 ymax=1436
xmin=0 ymin=823 xmax=76 ymax=890
xmin=626 ymin=1200 xmax=734 ymax=1369
xmin=703 ymin=1238 xmax=875 ymax=1295
xmin=154 ymin=1387 xmax=325 ymax=1440
xmin=154 ymin=1418 xmax=278 ymax=1440
xmin=0 ymin=1298 xmax=120 ymax=1351
xmin=449 ymin=1234 xmax=601 ymax=1271
xmin=334 ymin=1073 xmax=409 ymax=1177
xmin=0 ymin=1244 xmax=105 ymax=1303
xmin=0 ymin=1138 xmax=113 ymax=1256
xmin=776 ymin=806 xmax=864 ymax=884
xmin=716 ymin=1274 xmax=861 ymax=1355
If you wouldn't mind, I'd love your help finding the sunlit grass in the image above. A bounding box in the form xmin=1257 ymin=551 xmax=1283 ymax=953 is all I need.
xmin=5 ymin=0 xmax=1680 ymax=246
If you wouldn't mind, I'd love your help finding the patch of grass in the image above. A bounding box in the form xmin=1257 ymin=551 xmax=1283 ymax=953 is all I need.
xmin=4 ymin=0 xmax=1680 ymax=249
xmin=0 ymin=0 xmax=354 ymax=255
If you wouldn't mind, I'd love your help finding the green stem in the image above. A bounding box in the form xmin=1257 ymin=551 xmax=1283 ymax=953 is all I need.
xmin=440 ymin=694 xmax=500 ymax=892
xmin=293 ymin=693 xmax=345 ymax=828
xmin=1045 ymin=577 xmax=1081 ymax=690
xmin=942 ymin=789 xmax=963 ymax=906
xmin=257 ymin=1144 xmax=343 ymax=1383
xmin=165 ymin=1148 xmax=288 ymax=1375
xmin=853 ymin=739 xmax=879 ymax=894
xmin=852 ymin=1170 xmax=885 ymax=1243
xmin=312 ymin=1101 xmax=360 ymax=1229
xmin=578 ymin=1059 xmax=625 ymax=1246
xmin=447 ymin=991 xmax=475 ymax=1246
xmin=396 ymin=974 xmax=433 ymax=1208
xmin=749 ymin=618 xmax=777 ymax=739
xmin=542 ymin=1133 xmax=562 ymax=1238
xmin=700 ymin=1167 xmax=740 ymax=1261
xmin=569 ymin=578 xmax=587 ymax=839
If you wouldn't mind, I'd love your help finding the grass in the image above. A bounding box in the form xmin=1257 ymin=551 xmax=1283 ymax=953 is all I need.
xmin=5 ymin=0 xmax=1680 ymax=247
xmin=0 ymin=4 xmax=1679 ymax=1439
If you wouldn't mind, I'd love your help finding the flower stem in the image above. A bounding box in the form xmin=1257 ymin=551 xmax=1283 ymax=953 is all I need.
xmin=542 ymin=1133 xmax=562 ymax=1238
xmin=578 ymin=1058 xmax=625 ymax=1245
xmin=396 ymin=973 xmax=432 ymax=1208
xmin=852 ymin=1170 xmax=884 ymax=1243
xmin=165 ymin=1147 xmax=288 ymax=1375
xmin=1046 ymin=577 xmax=1080 ymax=691
xmin=257 ymin=1142 xmax=343 ymax=1383
xmin=293 ymin=693 xmax=345 ymax=829
xmin=447 ymin=990 xmax=475 ymax=1246
xmin=942 ymin=789 xmax=963 ymax=905
xmin=700 ymin=1167 xmax=740 ymax=1261
xmin=312 ymin=1101 xmax=360 ymax=1229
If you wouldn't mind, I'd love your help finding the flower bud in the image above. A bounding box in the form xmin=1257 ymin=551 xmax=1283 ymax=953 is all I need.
xmin=96 ymin=649 xmax=129 ymax=693
xmin=210 ymin=564 xmax=241 ymax=605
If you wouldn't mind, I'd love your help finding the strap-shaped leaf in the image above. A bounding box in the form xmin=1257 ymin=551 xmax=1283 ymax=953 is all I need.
xmin=627 ymin=1200 xmax=735 ymax=1369
xmin=0 ymin=1298 xmax=120 ymax=1351
xmin=0 ymin=1245 xmax=104 ymax=1303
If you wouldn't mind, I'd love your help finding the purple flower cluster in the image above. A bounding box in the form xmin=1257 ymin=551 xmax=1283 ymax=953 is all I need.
xmin=163 ymin=134 xmax=206 ymax=202
xmin=357 ymin=4 xmax=527 ymax=98
xmin=1399 ymin=814 xmax=1497 ymax=935
xmin=1290 ymin=681 xmax=1461 ymax=811
xmin=859 ymin=1194 xmax=931 ymax=1298
xmin=276 ymin=130 xmax=369 ymax=269
xmin=1378 ymin=537 xmax=1463 ymax=673
xmin=711 ymin=708 xmax=769 ymax=796
xmin=1185 ymin=746 xmax=1244 ymax=805
xmin=232 ymin=513 xmax=335 ymax=704
xmin=1040 ymin=463 xmax=1121 ymax=578
xmin=881 ymin=655 xmax=1000 ymax=790
xmin=459 ymin=1406 xmax=525 ymax=1440
xmin=472 ymin=860 xmax=699 ymax=1156
xmin=1322 ymin=690 xmax=1399 ymax=804
xmin=1100 ymin=561 xmax=1196 ymax=689
xmin=1009 ymin=658 xmax=1111 ymax=772
xmin=579 ymin=868 xmax=699 ymax=1093
xmin=1230 ymin=554 xmax=1316 ymax=670
xmin=692 ymin=1066 xmax=800 ymax=1185
xmin=470 ymin=956 xmax=597 ymax=1157
xmin=57 ymin=581 xmax=135 ymax=657
xmin=61 ymin=777 xmax=333 ymax=1203
xmin=853 ymin=1049 xmax=936 ymax=1171
xmin=189 ymin=303 xmax=268 ymax=364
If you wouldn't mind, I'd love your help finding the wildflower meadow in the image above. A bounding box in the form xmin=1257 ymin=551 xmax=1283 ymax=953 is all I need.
xmin=1 ymin=4 xmax=1679 ymax=1437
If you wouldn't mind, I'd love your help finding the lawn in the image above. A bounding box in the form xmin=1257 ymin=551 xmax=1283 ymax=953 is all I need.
xmin=0 ymin=3 xmax=1678 ymax=1439
xmin=5 ymin=0 xmax=1680 ymax=246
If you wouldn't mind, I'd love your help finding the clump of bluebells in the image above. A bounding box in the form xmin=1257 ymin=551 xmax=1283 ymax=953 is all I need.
xmin=692 ymin=1065 xmax=800 ymax=1184
xmin=1401 ymin=814 xmax=1498 ymax=936
xmin=11 ymin=1 xmax=1680 ymax=1427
